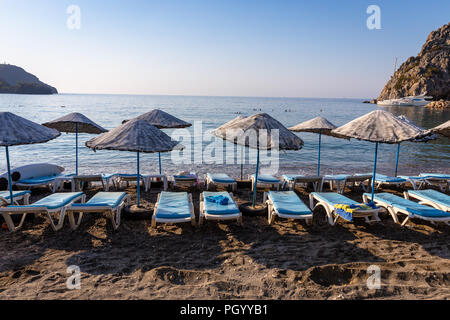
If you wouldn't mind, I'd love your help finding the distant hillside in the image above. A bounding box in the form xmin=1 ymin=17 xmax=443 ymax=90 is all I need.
xmin=378 ymin=22 xmax=449 ymax=101
xmin=0 ymin=64 xmax=58 ymax=95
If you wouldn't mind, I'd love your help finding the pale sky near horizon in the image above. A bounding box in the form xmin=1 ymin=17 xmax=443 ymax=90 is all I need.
xmin=0 ymin=0 xmax=448 ymax=98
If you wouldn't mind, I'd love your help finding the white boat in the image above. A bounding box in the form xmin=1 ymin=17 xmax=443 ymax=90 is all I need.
xmin=377 ymin=94 xmax=433 ymax=107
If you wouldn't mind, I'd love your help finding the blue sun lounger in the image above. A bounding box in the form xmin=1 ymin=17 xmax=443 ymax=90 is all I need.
xmin=66 ymin=192 xmax=130 ymax=230
xmin=200 ymin=191 xmax=242 ymax=225
xmin=405 ymin=190 xmax=450 ymax=212
xmin=264 ymin=191 xmax=312 ymax=224
xmin=322 ymin=174 xmax=372 ymax=194
xmin=419 ymin=173 xmax=450 ymax=192
xmin=356 ymin=173 xmax=406 ymax=190
xmin=0 ymin=190 xmax=31 ymax=206
xmin=310 ymin=192 xmax=381 ymax=226
xmin=152 ymin=192 xmax=195 ymax=227
xmin=205 ymin=173 xmax=237 ymax=191
xmin=281 ymin=175 xmax=324 ymax=192
xmin=15 ymin=174 xmax=71 ymax=193
xmin=250 ymin=174 xmax=281 ymax=191
xmin=363 ymin=192 xmax=450 ymax=226
xmin=0 ymin=192 xmax=85 ymax=232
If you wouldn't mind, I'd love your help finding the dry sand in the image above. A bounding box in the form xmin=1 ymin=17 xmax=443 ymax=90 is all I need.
xmin=0 ymin=181 xmax=449 ymax=300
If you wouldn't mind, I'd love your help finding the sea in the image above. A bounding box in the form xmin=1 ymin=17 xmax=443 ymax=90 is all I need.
xmin=0 ymin=94 xmax=449 ymax=178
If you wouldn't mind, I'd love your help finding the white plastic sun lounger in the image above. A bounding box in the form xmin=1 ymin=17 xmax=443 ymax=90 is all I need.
xmin=0 ymin=192 xmax=85 ymax=232
xmin=0 ymin=190 xmax=31 ymax=206
xmin=419 ymin=173 xmax=450 ymax=192
xmin=199 ymin=191 xmax=242 ymax=225
xmin=250 ymin=174 xmax=281 ymax=191
xmin=15 ymin=173 xmax=71 ymax=193
xmin=309 ymin=192 xmax=381 ymax=226
xmin=322 ymin=174 xmax=372 ymax=194
xmin=66 ymin=192 xmax=130 ymax=230
xmin=205 ymin=173 xmax=237 ymax=191
xmin=151 ymin=192 xmax=195 ymax=227
xmin=404 ymin=190 xmax=450 ymax=212
xmin=356 ymin=173 xmax=406 ymax=190
xmin=281 ymin=175 xmax=324 ymax=192
xmin=264 ymin=191 xmax=313 ymax=224
xmin=363 ymin=192 xmax=450 ymax=226
xmin=116 ymin=174 xmax=149 ymax=192
xmin=71 ymin=174 xmax=119 ymax=192
xmin=173 ymin=173 xmax=199 ymax=189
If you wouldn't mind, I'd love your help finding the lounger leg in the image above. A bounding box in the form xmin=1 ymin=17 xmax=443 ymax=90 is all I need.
xmin=151 ymin=217 xmax=156 ymax=228
xmin=47 ymin=208 xmax=68 ymax=231
xmin=68 ymin=211 xmax=84 ymax=230
xmin=387 ymin=207 xmax=400 ymax=224
xmin=110 ymin=208 xmax=121 ymax=230
xmin=400 ymin=216 xmax=410 ymax=226
xmin=1 ymin=213 xmax=28 ymax=232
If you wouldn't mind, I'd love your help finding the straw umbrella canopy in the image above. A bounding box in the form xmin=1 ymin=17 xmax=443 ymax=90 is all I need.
xmin=43 ymin=113 xmax=107 ymax=175
xmin=212 ymin=113 xmax=304 ymax=207
xmin=392 ymin=115 xmax=436 ymax=176
xmin=332 ymin=110 xmax=431 ymax=202
xmin=214 ymin=116 xmax=247 ymax=179
xmin=0 ymin=112 xmax=61 ymax=203
xmin=289 ymin=116 xmax=345 ymax=175
xmin=128 ymin=109 xmax=191 ymax=175
xmin=85 ymin=119 xmax=183 ymax=206
xmin=431 ymin=119 xmax=450 ymax=138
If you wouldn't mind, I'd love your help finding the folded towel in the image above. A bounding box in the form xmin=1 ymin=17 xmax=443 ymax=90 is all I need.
xmin=333 ymin=203 xmax=379 ymax=222
xmin=205 ymin=195 xmax=229 ymax=205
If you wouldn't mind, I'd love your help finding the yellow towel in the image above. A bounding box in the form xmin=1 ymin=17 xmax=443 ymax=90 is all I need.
xmin=334 ymin=203 xmax=372 ymax=213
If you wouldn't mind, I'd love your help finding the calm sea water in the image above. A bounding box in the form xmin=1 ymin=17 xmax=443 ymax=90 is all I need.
xmin=0 ymin=94 xmax=449 ymax=178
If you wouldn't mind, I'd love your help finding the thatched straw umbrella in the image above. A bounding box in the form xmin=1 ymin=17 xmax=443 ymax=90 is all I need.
xmin=431 ymin=119 xmax=450 ymax=138
xmin=43 ymin=113 xmax=107 ymax=176
xmin=127 ymin=109 xmax=191 ymax=175
xmin=332 ymin=110 xmax=431 ymax=202
xmin=212 ymin=113 xmax=303 ymax=207
xmin=86 ymin=119 xmax=183 ymax=206
xmin=0 ymin=112 xmax=61 ymax=203
xmin=214 ymin=116 xmax=247 ymax=179
xmin=289 ymin=116 xmax=346 ymax=175
xmin=393 ymin=115 xmax=435 ymax=176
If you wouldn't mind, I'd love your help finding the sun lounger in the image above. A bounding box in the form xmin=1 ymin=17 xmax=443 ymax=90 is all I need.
xmin=356 ymin=173 xmax=406 ymax=190
xmin=66 ymin=192 xmax=130 ymax=230
xmin=281 ymin=175 xmax=323 ymax=192
xmin=146 ymin=174 xmax=168 ymax=191
xmin=199 ymin=191 xmax=242 ymax=225
xmin=151 ymin=192 xmax=195 ymax=227
xmin=0 ymin=192 xmax=85 ymax=232
xmin=405 ymin=190 xmax=450 ymax=212
xmin=310 ymin=192 xmax=381 ymax=226
xmin=205 ymin=173 xmax=237 ymax=191
xmin=397 ymin=175 xmax=427 ymax=190
xmin=362 ymin=192 xmax=450 ymax=226
xmin=419 ymin=173 xmax=450 ymax=192
xmin=15 ymin=173 xmax=70 ymax=193
xmin=264 ymin=191 xmax=313 ymax=224
xmin=116 ymin=174 xmax=149 ymax=192
xmin=250 ymin=174 xmax=281 ymax=191
xmin=70 ymin=174 xmax=119 ymax=192
xmin=322 ymin=174 xmax=371 ymax=194
xmin=0 ymin=190 xmax=31 ymax=206
xmin=173 ymin=173 xmax=199 ymax=189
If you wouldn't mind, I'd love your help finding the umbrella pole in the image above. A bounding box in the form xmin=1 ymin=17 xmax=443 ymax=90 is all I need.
xmin=317 ymin=130 xmax=322 ymax=176
xmin=240 ymin=145 xmax=243 ymax=180
xmin=5 ymin=146 xmax=14 ymax=204
xmin=158 ymin=152 xmax=162 ymax=175
xmin=137 ymin=151 xmax=140 ymax=207
xmin=371 ymin=142 xmax=379 ymax=203
xmin=252 ymin=148 xmax=260 ymax=208
xmin=394 ymin=143 xmax=400 ymax=177
xmin=75 ymin=123 xmax=79 ymax=176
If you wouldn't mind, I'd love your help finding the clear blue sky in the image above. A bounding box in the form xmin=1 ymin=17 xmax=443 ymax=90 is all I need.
xmin=0 ymin=0 xmax=448 ymax=98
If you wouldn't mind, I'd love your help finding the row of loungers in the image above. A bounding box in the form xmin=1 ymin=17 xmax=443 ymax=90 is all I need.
xmin=1 ymin=188 xmax=449 ymax=233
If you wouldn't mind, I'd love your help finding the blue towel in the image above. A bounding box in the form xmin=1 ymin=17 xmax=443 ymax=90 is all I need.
xmin=335 ymin=208 xmax=353 ymax=222
xmin=205 ymin=195 xmax=229 ymax=205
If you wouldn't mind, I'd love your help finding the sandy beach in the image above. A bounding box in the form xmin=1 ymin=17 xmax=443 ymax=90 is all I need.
xmin=0 ymin=181 xmax=449 ymax=300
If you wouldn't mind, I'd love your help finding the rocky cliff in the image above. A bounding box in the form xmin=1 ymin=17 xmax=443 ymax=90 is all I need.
xmin=0 ymin=64 xmax=58 ymax=95
xmin=378 ymin=22 xmax=449 ymax=101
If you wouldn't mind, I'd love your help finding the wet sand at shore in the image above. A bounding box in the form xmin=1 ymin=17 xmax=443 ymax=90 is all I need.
xmin=0 ymin=181 xmax=449 ymax=300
